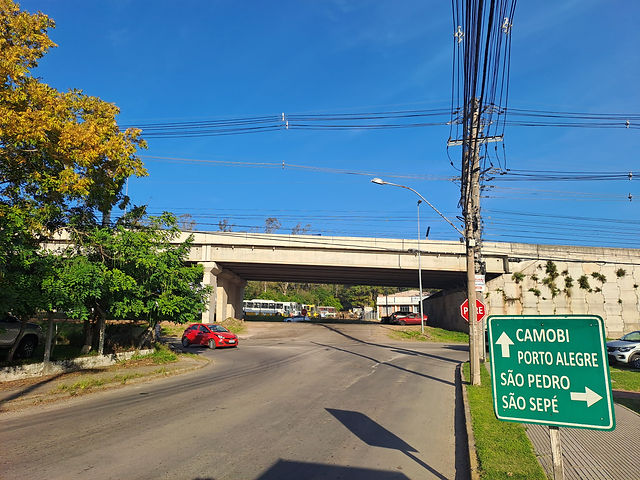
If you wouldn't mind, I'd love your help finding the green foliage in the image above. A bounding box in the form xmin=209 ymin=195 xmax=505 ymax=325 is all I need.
xmin=0 ymin=207 xmax=50 ymax=319
xmin=562 ymin=275 xmax=574 ymax=297
xmin=541 ymin=261 xmax=561 ymax=298
xmin=511 ymin=272 xmax=525 ymax=284
xmin=529 ymin=274 xmax=538 ymax=282
xmin=71 ymin=212 xmax=210 ymax=328
xmin=591 ymin=272 xmax=606 ymax=283
xmin=463 ymin=364 xmax=547 ymax=480
xmin=544 ymin=260 xmax=559 ymax=280
xmin=131 ymin=343 xmax=178 ymax=364
xmin=578 ymin=275 xmax=591 ymax=291
xmin=615 ymin=268 xmax=626 ymax=278
xmin=528 ymin=288 xmax=541 ymax=297
xmin=564 ymin=276 xmax=574 ymax=289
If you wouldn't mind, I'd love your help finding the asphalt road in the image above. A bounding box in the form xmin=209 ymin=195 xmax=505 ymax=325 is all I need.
xmin=1 ymin=323 xmax=470 ymax=480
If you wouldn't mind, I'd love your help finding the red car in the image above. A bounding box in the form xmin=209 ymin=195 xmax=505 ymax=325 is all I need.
xmin=386 ymin=312 xmax=428 ymax=326
xmin=181 ymin=323 xmax=238 ymax=349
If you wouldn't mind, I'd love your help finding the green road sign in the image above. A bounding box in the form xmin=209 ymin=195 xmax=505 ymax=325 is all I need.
xmin=488 ymin=315 xmax=615 ymax=431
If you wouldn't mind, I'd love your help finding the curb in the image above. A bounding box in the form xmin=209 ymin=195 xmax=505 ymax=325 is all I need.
xmin=459 ymin=363 xmax=481 ymax=480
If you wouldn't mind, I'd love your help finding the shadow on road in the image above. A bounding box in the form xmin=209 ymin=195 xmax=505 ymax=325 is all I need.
xmin=316 ymin=323 xmax=464 ymax=365
xmin=313 ymin=341 xmax=455 ymax=387
xmin=454 ymin=365 xmax=472 ymax=480
xmin=325 ymin=408 xmax=449 ymax=480
xmin=255 ymin=459 xmax=410 ymax=479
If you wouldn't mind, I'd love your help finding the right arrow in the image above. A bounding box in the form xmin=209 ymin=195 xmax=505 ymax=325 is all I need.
xmin=495 ymin=332 xmax=514 ymax=358
xmin=570 ymin=387 xmax=603 ymax=407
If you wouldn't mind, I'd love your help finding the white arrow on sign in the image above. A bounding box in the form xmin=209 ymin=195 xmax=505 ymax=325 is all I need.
xmin=570 ymin=387 xmax=603 ymax=407
xmin=495 ymin=332 xmax=514 ymax=358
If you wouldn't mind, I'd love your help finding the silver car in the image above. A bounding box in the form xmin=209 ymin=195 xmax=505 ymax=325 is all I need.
xmin=284 ymin=315 xmax=310 ymax=322
xmin=607 ymin=331 xmax=640 ymax=368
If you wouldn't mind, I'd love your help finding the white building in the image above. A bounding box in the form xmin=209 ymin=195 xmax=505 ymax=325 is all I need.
xmin=376 ymin=290 xmax=428 ymax=319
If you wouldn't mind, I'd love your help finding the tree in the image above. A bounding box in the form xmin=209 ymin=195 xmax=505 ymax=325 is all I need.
xmin=178 ymin=213 xmax=196 ymax=231
xmin=0 ymin=0 xmax=147 ymax=232
xmin=264 ymin=217 xmax=281 ymax=233
xmin=0 ymin=207 xmax=51 ymax=361
xmin=218 ymin=218 xmax=232 ymax=232
xmin=0 ymin=0 xmax=148 ymax=359
xmin=67 ymin=212 xmax=210 ymax=353
xmin=291 ymin=223 xmax=311 ymax=235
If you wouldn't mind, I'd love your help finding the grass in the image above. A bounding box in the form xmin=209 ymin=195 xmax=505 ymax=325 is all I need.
xmin=463 ymin=362 xmax=547 ymax=480
xmin=609 ymin=365 xmax=640 ymax=414
xmin=160 ymin=322 xmax=189 ymax=337
xmin=220 ymin=318 xmax=247 ymax=335
xmin=56 ymin=372 xmax=145 ymax=396
xmin=388 ymin=325 xmax=469 ymax=343
xmin=609 ymin=365 xmax=640 ymax=392
xmin=129 ymin=343 xmax=178 ymax=364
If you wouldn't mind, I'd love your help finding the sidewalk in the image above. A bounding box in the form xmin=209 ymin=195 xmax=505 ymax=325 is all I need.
xmin=526 ymin=393 xmax=640 ymax=480
xmin=0 ymin=353 xmax=207 ymax=413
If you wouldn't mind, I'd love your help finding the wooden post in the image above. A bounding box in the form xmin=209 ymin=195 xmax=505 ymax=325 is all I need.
xmin=549 ymin=426 xmax=564 ymax=480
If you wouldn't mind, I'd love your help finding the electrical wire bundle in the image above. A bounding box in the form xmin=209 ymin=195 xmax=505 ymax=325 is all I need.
xmin=120 ymin=107 xmax=639 ymax=138
xmin=450 ymin=0 xmax=518 ymax=209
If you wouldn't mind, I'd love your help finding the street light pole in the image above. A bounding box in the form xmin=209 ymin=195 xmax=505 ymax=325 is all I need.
xmin=371 ymin=178 xmax=464 ymax=336
xmin=416 ymin=199 xmax=424 ymax=335
xmin=371 ymin=178 xmax=464 ymax=237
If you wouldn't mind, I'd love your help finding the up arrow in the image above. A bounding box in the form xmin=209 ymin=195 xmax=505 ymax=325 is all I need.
xmin=570 ymin=387 xmax=603 ymax=407
xmin=495 ymin=332 xmax=514 ymax=358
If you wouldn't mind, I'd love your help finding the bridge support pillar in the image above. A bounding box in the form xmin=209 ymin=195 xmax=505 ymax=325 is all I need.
xmin=200 ymin=262 xmax=246 ymax=323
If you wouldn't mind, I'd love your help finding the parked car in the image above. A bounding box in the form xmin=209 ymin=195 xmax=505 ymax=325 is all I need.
xmin=393 ymin=312 xmax=428 ymax=326
xmin=181 ymin=323 xmax=238 ymax=349
xmin=381 ymin=311 xmax=428 ymax=326
xmin=284 ymin=315 xmax=310 ymax=322
xmin=607 ymin=331 xmax=640 ymax=368
xmin=0 ymin=314 xmax=44 ymax=358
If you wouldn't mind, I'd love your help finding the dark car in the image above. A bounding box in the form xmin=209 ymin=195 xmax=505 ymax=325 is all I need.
xmin=0 ymin=314 xmax=44 ymax=358
xmin=181 ymin=323 xmax=238 ymax=350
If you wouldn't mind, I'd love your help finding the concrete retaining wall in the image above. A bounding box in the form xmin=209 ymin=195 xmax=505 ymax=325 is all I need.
xmin=423 ymin=259 xmax=640 ymax=337
xmin=0 ymin=349 xmax=154 ymax=382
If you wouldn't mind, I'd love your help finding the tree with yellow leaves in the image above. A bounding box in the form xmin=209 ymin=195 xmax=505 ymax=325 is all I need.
xmin=0 ymin=0 xmax=147 ymax=228
xmin=0 ymin=0 xmax=148 ymax=359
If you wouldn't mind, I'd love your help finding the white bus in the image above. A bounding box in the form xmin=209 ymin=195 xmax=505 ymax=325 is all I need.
xmin=243 ymin=300 xmax=301 ymax=317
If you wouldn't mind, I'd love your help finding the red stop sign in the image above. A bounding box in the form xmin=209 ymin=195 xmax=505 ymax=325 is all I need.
xmin=460 ymin=299 xmax=486 ymax=322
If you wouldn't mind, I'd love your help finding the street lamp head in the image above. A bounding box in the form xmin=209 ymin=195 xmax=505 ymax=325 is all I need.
xmin=371 ymin=177 xmax=386 ymax=185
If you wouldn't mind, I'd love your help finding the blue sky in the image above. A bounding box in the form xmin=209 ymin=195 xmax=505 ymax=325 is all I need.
xmin=21 ymin=0 xmax=640 ymax=248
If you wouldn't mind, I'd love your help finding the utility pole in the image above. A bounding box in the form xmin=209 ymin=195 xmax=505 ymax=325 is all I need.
xmin=464 ymin=99 xmax=482 ymax=386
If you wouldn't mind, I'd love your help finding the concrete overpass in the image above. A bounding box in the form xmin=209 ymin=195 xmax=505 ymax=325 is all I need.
xmin=185 ymin=231 xmax=640 ymax=335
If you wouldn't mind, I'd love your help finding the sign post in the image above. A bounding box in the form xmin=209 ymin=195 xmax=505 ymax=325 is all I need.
xmin=488 ymin=315 xmax=615 ymax=480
